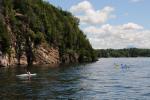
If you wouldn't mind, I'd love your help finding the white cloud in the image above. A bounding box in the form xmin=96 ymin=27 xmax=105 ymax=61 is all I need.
xmin=121 ymin=23 xmax=143 ymax=30
xmin=70 ymin=1 xmax=115 ymax=25
xmin=70 ymin=1 xmax=92 ymax=13
xmin=83 ymin=23 xmax=150 ymax=49
xmin=69 ymin=0 xmax=148 ymax=49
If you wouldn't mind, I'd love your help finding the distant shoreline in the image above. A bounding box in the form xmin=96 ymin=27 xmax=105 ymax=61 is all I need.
xmin=96 ymin=48 xmax=150 ymax=58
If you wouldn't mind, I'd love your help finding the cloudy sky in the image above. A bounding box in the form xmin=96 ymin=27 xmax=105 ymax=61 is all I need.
xmin=45 ymin=0 xmax=150 ymax=49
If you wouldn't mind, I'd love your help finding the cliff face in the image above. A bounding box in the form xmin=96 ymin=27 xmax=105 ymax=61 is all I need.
xmin=34 ymin=44 xmax=60 ymax=64
xmin=0 ymin=0 xmax=97 ymax=67
xmin=0 ymin=44 xmax=60 ymax=67
xmin=0 ymin=43 xmax=80 ymax=67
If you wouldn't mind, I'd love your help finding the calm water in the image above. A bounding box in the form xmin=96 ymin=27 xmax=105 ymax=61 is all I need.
xmin=0 ymin=58 xmax=150 ymax=100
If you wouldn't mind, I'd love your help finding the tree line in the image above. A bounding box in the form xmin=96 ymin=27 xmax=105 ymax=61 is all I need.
xmin=96 ymin=48 xmax=150 ymax=58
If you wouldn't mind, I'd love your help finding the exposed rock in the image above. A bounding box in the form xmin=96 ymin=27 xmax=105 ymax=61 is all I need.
xmin=0 ymin=43 xmax=60 ymax=67
xmin=61 ymin=52 xmax=79 ymax=64
xmin=34 ymin=43 xmax=60 ymax=65
xmin=0 ymin=53 xmax=9 ymax=67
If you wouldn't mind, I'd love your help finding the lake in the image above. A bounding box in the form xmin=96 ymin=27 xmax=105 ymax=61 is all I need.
xmin=0 ymin=58 xmax=150 ymax=100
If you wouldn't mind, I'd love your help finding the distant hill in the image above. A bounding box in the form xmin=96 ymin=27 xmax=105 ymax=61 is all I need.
xmin=0 ymin=0 xmax=97 ymax=66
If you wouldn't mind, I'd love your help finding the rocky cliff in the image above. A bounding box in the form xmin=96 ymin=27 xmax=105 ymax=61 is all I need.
xmin=0 ymin=43 xmax=60 ymax=67
xmin=0 ymin=0 xmax=97 ymax=67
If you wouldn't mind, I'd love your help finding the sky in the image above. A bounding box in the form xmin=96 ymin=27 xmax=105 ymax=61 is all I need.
xmin=44 ymin=0 xmax=150 ymax=49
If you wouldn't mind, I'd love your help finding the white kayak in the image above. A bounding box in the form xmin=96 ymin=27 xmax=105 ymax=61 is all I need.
xmin=16 ymin=73 xmax=37 ymax=77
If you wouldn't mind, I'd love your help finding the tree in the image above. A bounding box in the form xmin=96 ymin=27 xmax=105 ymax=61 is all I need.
xmin=0 ymin=17 xmax=10 ymax=53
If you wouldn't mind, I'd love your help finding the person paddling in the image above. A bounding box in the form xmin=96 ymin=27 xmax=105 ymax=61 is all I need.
xmin=27 ymin=71 xmax=31 ymax=80
xmin=27 ymin=71 xmax=31 ymax=76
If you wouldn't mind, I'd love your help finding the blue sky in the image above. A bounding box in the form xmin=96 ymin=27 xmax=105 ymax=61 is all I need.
xmin=47 ymin=0 xmax=149 ymax=28
xmin=45 ymin=0 xmax=150 ymax=49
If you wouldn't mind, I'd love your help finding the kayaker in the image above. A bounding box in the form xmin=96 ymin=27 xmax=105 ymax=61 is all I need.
xmin=27 ymin=71 xmax=31 ymax=76
xmin=27 ymin=71 xmax=31 ymax=80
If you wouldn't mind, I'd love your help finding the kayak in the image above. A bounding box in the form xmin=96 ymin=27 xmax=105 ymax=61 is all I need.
xmin=16 ymin=73 xmax=37 ymax=77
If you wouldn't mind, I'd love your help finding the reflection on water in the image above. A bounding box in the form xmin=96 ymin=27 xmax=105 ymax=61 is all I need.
xmin=0 ymin=58 xmax=150 ymax=99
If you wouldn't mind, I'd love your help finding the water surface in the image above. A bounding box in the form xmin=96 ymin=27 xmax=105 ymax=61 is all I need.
xmin=0 ymin=58 xmax=150 ymax=100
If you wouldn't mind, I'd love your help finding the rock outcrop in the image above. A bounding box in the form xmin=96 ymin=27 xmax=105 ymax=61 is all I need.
xmin=0 ymin=43 xmax=60 ymax=67
xmin=34 ymin=44 xmax=60 ymax=65
xmin=61 ymin=52 xmax=79 ymax=64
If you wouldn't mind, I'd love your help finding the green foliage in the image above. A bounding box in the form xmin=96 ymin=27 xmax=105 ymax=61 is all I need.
xmin=0 ymin=17 xmax=10 ymax=53
xmin=34 ymin=32 xmax=45 ymax=45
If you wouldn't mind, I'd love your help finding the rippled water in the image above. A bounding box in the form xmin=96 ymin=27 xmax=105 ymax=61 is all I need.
xmin=0 ymin=58 xmax=150 ymax=100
